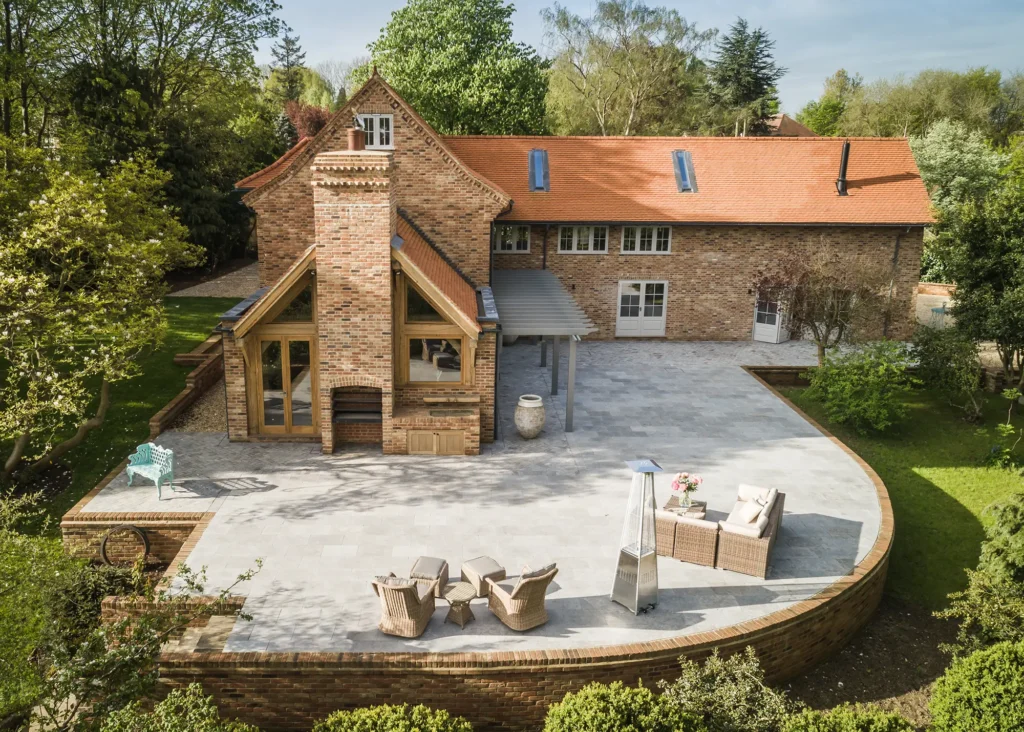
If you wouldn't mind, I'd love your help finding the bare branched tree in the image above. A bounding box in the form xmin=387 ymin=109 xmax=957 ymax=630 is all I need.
xmin=751 ymin=239 xmax=894 ymax=365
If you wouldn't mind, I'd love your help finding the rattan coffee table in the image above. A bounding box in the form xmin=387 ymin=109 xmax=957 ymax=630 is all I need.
xmin=442 ymin=581 xmax=476 ymax=628
xmin=664 ymin=495 xmax=707 ymax=520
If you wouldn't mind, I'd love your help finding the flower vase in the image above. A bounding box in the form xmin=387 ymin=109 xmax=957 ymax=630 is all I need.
xmin=682 ymin=492 xmax=692 ymax=509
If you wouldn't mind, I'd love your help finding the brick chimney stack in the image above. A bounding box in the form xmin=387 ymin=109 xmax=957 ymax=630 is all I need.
xmin=311 ymin=150 xmax=396 ymax=453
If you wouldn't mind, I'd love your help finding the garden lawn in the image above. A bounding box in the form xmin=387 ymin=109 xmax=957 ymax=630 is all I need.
xmin=11 ymin=297 xmax=238 ymax=534
xmin=782 ymin=386 xmax=1024 ymax=610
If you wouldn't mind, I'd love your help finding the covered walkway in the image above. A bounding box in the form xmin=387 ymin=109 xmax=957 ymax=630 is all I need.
xmin=490 ymin=269 xmax=596 ymax=431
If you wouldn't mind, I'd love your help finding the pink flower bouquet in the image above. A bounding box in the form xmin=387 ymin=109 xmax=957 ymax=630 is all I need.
xmin=670 ymin=472 xmax=703 ymax=507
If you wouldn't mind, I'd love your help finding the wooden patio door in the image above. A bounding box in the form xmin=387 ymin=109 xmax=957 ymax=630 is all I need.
xmin=258 ymin=337 xmax=317 ymax=434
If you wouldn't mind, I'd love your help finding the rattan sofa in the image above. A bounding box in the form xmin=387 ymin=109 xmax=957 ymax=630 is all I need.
xmin=715 ymin=489 xmax=785 ymax=579
xmin=486 ymin=564 xmax=558 ymax=631
xmin=372 ymin=575 xmax=438 ymax=638
xmin=656 ymin=509 xmax=718 ymax=567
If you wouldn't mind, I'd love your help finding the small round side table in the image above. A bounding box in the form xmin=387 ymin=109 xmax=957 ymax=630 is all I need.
xmin=442 ymin=581 xmax=477 ymax=628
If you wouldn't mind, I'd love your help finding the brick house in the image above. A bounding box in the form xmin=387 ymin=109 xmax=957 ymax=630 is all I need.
xmin=220 ymin=72 xmax=933 ymax=455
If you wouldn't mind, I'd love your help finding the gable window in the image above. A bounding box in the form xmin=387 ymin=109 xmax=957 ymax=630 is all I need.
xmin=406 ymin=282 xmax=444 ymax=322
xmin=494 ymin=225 xmax=530 ymax=253
xmin=558 ymin=225 xmax=607 ymax=254
xmin=621 ymin=226 xmax=671 ymax=254
xmin=357 ymin=114 xmax=393 ymax=149
xmin=397 ymin=274 xmax=470 ymax=386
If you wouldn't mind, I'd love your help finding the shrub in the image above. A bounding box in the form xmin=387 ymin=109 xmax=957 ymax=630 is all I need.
xmin=660 ymin=647 xmax=793 ymax=732
xmin=312 ymin=703 xmax=473 ymax=732
xmin=101 ymin=683 xmax=259 ymax=731
xmin=804 ymin=341 xmax=917 ymax=433
xmin=937 ymin=493 xmax=1024 ymax=654
xmin=912 ymin=326 xmax=983 ymax=421
xmin=783 ymin=704 xmax=915 ymax=731
xmin=543 ymin=681 xmax=702 ymax=732
xmin=930 ymin=640 xmax=1024 ymax=732
xmin=47 ymin=560 xmax=148 ymax=648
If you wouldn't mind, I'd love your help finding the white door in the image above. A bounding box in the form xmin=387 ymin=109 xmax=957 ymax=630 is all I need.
xmin=616 ymin=281 xmax=667 ymax=337
xmin=752 ymin=297 xmax=790 ymax=343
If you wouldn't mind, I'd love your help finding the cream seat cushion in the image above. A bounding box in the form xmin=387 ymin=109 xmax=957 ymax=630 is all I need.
xmin=737 ymin=484 xmax=770 ymax=503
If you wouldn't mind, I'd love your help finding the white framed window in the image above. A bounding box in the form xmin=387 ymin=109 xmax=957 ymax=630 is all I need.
xmin=494 ymin=225 xmax=530 ymax=253
xmin=558 ymin=225 xmax=608 ymax=254
xmin=357 ymin=114 xmax=393 ymax=149
xmin=621 ymin=226 xmax=671 ymax=254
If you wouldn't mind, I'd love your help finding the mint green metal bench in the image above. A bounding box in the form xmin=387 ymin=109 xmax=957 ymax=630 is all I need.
xmin=126 ymin=443 xmax=175 ymax=500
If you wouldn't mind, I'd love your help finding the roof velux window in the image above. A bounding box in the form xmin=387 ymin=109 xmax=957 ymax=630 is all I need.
xmin=528 ymin=149 xmax=549 ymax=191
xmin=672 ymin=150 xmax=697 ymax=193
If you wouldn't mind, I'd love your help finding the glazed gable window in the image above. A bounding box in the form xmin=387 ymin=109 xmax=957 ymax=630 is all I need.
xmin=357 ymin=114 xmax=393 ymax=149
xmin=621 ymin=226 xmax=671 ymax=254
xmin=494 ymin=225 xmax=530 ymax=253
xmin=558 ymin=225 xmax=608 ymax=254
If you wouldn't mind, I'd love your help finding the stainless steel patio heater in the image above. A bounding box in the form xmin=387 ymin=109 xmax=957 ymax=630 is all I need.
xmin=611 ymin=458 xmax=661 ymax=614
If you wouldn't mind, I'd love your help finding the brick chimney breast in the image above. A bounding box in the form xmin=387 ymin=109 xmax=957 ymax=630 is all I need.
xmin=311 ymin=150 xmax=396 ymax=453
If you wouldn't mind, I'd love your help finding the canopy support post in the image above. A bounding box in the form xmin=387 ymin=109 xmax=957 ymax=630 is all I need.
xmin=551 ymin=335 xmax=559 ymax=396
xmin=540 ymin=336 xmax=547 ymax=367
xmin=566 ymin=336 xmax=578 ymax=432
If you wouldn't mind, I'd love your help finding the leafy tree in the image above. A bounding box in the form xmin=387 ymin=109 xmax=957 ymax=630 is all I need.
xmin=838 ymin=68 xmax=1014 ymax=140
xmin=805 ymin=341 xmax=917 ymax=434
xmin=910 ymin=119 xmax=1007 ymax=214
xmin=270 ymin=32 xmax=306 ymax=105
xmin=544 ymin=681 xmax=703 ymax=732
xmin=352 ymin=0 xmax=548 ymax=134
xmin=944 ymin=179 xmax=1024 ymax=392
xmin=0 ymin=157 xmax=199 ymax=482
xmin=543 ymin=0 xmax=715 ymax=136
xmin=101 ymin=684 xmax=259 ymax=732
xmin=783 ymin=704 xmax=915 ymax=732
xmin=660 ymin=647 xmax=793 ymax=732
xmin=705 ymin=18 xmax=786 ymax=135
xmin=751 ymin=239 xmax=895 ymax=365
xmin=912 ymin=326 xmax=984 ymax=421
xmin=284 ymin=100 xmax=331 ymax=138
xmin=796 ymin=70 xmax=863 ymax=136
xmin=929 ymin=640 xmax=1024 ymax=732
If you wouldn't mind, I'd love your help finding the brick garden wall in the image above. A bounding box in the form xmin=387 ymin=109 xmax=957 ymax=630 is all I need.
xmin=495 ymin=225 xmax=923 ymax=341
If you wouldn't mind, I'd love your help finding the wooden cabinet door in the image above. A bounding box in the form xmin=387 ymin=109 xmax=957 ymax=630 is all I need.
xmin=408 ymin=430 xmax=436 ymax=455
xmin=437 ymin=430 xmax=465 ymax=455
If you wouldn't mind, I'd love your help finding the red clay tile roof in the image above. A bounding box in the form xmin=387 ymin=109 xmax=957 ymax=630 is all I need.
xmin=235 ymin=137 xmax=312 ymax=190
xmin=442 ymin=136 xmax=935 ymax=226
xmin=767 ymin=114 xmax=818 ymax=137
xmin=395 ymin=216 xmax=480 ymax=332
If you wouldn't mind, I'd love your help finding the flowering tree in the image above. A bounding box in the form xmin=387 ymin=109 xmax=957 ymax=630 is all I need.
xmin=751 ymin=240 xmax=893 ymax=365
xmin=0 ymin=157 xmax=199 ymax=482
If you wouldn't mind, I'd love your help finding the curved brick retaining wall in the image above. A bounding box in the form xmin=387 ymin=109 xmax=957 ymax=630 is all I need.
xmin=153 ymin=370 xmax=894 ymax=731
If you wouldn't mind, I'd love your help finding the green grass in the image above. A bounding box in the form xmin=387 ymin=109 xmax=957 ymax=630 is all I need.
xmin=6 ymin=297 xmax=238 ymax=534
xmin=781 ymin=386 xmax=1024 ymax=610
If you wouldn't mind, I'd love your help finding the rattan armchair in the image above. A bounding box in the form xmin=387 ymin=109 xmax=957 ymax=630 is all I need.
xmin=715 ymin=492 xmax=785 ymax=579
xmin=486 ymin=565 xmax=558 ymax=631
xmin=372 ymin=576 xmax=438 ymax=638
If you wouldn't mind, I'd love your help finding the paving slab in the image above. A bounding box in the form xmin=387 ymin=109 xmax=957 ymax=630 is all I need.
xmin=81 ymin=340 xmax=880 ymax=653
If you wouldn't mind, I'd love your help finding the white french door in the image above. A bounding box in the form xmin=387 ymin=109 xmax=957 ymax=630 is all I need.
xmin=752 ymin=297 xmax=790 ymax=343
xmin=616 ymin=281 xmax=667 ymax=337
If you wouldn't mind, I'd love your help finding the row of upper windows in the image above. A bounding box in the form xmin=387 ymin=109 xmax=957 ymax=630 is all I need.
xmin=493 ymin=225 xmax=673 ymax=254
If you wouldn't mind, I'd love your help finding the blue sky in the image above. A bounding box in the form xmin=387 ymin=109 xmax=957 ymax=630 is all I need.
xmin=257 ymin=0 xmax=1024 ymax=113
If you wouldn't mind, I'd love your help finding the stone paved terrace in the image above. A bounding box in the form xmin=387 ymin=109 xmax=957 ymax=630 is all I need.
xmin=81 ymin=341 xmax=881 ymax=653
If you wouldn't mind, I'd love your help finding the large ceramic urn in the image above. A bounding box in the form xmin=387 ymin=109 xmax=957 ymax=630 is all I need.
xmin=514 ymin=394 xmax=545 ymax=439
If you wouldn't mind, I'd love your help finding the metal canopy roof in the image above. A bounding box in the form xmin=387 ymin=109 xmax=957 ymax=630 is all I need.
xmin=491 ymin=269 xmax=596 ymax=337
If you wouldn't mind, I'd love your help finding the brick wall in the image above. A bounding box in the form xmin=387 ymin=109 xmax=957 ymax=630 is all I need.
xmin=495 ymin=225 xmax=923 ymax=341
xmin=62 ymin=521 xmax=197 ymax=564
xmin=334 ymin=422 xmax=383 ymax=444
xmin=312 ymin=151 xmax=396 ymax=454
xmin=250 ymin=79 xmax=508 ymax=287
